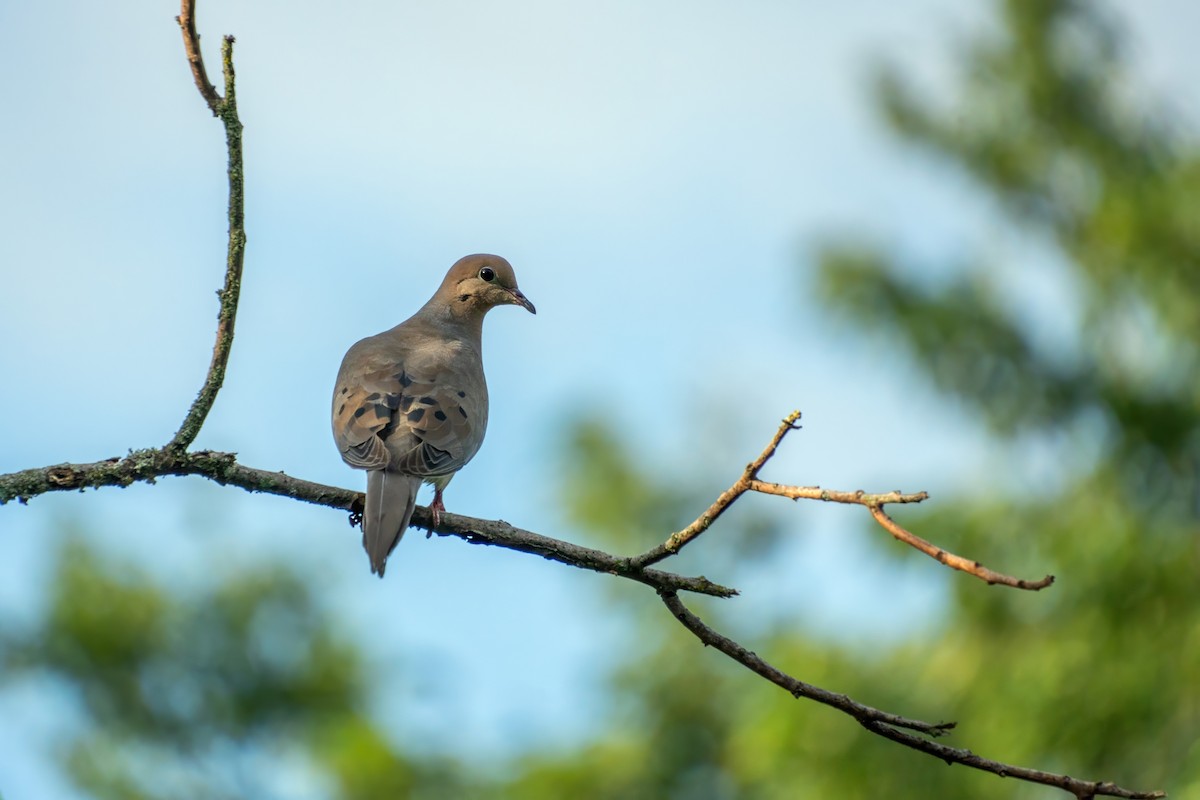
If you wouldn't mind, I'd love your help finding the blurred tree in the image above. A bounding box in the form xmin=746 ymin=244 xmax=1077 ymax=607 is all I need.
xmin=502 ymin=0 xmax=1200 ymax=797
xmin=0 ymin=537 xmax=471 ymax=800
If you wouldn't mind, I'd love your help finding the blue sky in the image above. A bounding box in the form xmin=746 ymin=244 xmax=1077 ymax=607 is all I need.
xmin=2 ymin=1 xmax=1197 ymax=797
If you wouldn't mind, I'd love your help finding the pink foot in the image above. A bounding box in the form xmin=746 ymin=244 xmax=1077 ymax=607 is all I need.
xmin=430 ymin=489 xmax=446 ymax=529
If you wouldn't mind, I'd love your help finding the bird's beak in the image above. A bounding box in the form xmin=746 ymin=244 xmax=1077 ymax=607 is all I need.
xmin=508 ymin=288 xmax=536 ymax=314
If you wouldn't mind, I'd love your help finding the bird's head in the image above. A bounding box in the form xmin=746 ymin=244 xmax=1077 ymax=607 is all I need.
xmin=440 ymin=254 xmax=536 ymax=316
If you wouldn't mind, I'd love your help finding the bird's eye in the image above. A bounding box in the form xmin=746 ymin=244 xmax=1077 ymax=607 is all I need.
xmin=479 ymin=267 xmax=496 ymax=282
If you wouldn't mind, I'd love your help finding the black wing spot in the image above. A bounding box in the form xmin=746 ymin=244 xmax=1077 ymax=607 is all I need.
xmin=457 ymin=391 xmax=466 ymax=398
xmin=458 ymin=407 xmax=468 ymax=418
xmin=396 ymin=372 xmax=414 ymax=388
xmin=337 ymin=403 xmax=346 ymax=415
xmin=434 ymin=410 xmax=447 ymax=421
xmin=420 ymin=396 xmax=437 ymax=405
xmin=407 ymin=408 xmax=425 ymax=423
xmin=353 ymin=407 xmax=367 ymax=418
xmin=365 ymin=392 xmax=381 ymax=402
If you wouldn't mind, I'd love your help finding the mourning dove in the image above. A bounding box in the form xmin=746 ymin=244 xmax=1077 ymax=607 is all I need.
xmin=332 ymin=254 xmax=535 ymax=577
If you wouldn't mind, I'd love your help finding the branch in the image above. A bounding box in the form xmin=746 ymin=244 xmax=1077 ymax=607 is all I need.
xmin=0 ymin=452 xmax=734 ymax=599
xmin=660 ymin=591 xmax=954 ymax=737
xmin=0 ymin=447 xmax=1163 ymax=798
xmin=176 ymin=0 xmax=222 ymax=114
xmin=661 ymin=591 xmax=1164 ymax=800
xmin=635 ymin=411 xmax=1050 ymax=590
xmin=631 ymin=410 xmax=803 ymax=567
xmin=749 ymin=480 xmax=1054 ymax=590
xmin=866 ymin=503 xmax=1054 ymax=590
xmin=168 ymin=3 xmax=246 ymax=453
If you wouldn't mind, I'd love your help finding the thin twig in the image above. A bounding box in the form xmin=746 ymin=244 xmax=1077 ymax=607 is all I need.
xmin=176 ymin=0 xmax=222 ymax=114
xmin=867 ymin=504 xmax=1055 ymax=590
xmin=166 ymin=14 xmax=246 ymax=453
xmin=860 ymin=720 xmax=1164 ymax=799
xmin=749 ymin=480 xmax=1052 ymax=589
xmin=0 ymin=453 xmax=734 ymax=599
xmin=635 ymin=410 xmax=1047 ymax=591
xmin=748 ymin=481 xmax=928 ymax=506
xmin=631 ymin=410 xmax=803 ymax=567
xmin=660 ymin=591 xmax=1163 ymax=800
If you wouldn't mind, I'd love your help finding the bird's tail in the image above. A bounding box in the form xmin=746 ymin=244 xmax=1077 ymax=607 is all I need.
xmin=363 ymin=470 xmax=420 ymax=578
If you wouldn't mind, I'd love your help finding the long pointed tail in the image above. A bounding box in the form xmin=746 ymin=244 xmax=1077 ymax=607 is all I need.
xmin=363 ymin=470 xmax=420 ymax=577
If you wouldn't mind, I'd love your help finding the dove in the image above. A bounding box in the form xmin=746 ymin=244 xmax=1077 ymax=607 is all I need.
xmin=332 ymin=254 xmax=535 ymax=577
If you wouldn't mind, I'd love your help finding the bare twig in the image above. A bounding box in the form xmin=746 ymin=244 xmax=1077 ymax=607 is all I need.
xmin=867 ymin=504 xmax=1055 ymax=590
xmin=167 ymin=4 xmax=246 ymax=453
xmin=176 ymin=0 xmax=222 ymax=113
xmin=749 ymin=480 xmax=1053 ymax=589
xmin=748 ymin=482 xmax=928 ymax=506
xmin=631 ymin=410 xmax=803 ymax=567
xmin=635 ymin=411 xmax=1048 ymax=591
xmin=661 ymin=591 xmax=1163 ymax=800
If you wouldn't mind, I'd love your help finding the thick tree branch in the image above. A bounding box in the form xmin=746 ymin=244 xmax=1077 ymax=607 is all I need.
xmin=168 ymin=2 xmax=246 ymax=453
xmin=0 ymin=452 xmax=734 ymax=599
xmin=661 ymin=591 xmax=1163 ymax=800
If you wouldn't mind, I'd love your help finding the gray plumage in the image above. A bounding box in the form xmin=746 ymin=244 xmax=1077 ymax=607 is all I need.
xmin=332 ymin=254 xmax=535 ymax=577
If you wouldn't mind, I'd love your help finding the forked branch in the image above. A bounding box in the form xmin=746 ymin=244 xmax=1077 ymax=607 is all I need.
xmin=635 ymin=411 xmax=1053 ymax=591
xmin=168 ymin=0 xmax=246 ymax=453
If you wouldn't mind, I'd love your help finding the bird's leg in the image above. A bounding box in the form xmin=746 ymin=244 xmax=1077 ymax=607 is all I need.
xmin=430 ymin=488 xmax=446 ymax=529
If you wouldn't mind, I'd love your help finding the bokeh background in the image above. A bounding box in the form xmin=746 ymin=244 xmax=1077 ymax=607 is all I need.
xmin=2 ymin=0 xmax=1198 ymax=797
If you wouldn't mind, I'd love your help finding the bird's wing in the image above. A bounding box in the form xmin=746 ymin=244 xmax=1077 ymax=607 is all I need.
xmin=334 ymin=363 xmax=481 ymax=477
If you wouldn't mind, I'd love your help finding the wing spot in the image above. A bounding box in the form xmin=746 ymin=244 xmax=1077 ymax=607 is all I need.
xmin=434 ymin=410 xmax=447 ymax=421
xmin=458 ymin=407 xmax=468 ymax=418
xmin=353 ymin=407 xmax=367 ymax=418
xmin=420 ymin=396 xmax=437 ymax=405
xmin=407 ymin=408 xmax=425 ymax=423
xmin=457 ymin=391 xmax=466 ymax=398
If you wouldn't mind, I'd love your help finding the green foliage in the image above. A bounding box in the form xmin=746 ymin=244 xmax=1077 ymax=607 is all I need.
xmin=822 ymin=0 xmax=1199 ymax=514
xmin=0 ymin=537 xmax=470 ymax=800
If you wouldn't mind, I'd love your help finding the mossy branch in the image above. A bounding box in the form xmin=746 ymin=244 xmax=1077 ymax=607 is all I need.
xmin=168 ymin=2 xmax=245 ymax=453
